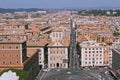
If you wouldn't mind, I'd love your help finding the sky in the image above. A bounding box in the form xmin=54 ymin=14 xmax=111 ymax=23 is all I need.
xmin=0 ymin=0 xmax=120 ymax=9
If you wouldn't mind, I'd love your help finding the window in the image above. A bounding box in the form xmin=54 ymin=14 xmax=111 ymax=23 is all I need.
xmin=16 ymin=46 xmax=18 ymax=49
xmin=85 ymin=51 xmax=87 ymax=53
xmin=89 ymin=48 xmax=91 ymax=50
xmin=92 ymin=51 xmax=95 ymax=53
xmin=56 ymin=33 xmax=58 ymax=37
xmin=92 ymin=48 xmax=94 ymax=50
xmin=100 ymin=62 xmax=102 ymax=64
xmin=2 ymin=54 xmax=4 ymax=57
xmin=61 ymin=64 xmax=62 ymax=67
xmin=9 ymin=46 xmax=11 ymax=49
xmin=10 ymin=61 xmax=12 ymax=64
xmin=16 ymin=54 xmax=19 ymax=57
xmin=64 ymin=64 xmax=66 ymax=67
xmin=50 ymin=64 xmax=52 ymax=67
xmin=53 ymin=33 xmax=55 ymax=37
xmin=39 ymin=57 xmax=41 ymax=59
xmin=39 ymin=61 xmax=41 ymax=63
xmin=10 ymin=54 xmax=11 ymax=57
xmin=2 ymin=46 xmax=4 ymax=49
xmin=3 ymin=61 xmax=5 ymax=64
xmin=85 ymin=48 xmax=87 ymax=50
xmin=96 ymin=62 xmax=98 ymax=64
xmin=17 ymin=61 xmax=19 ymax=64
xmin=89 ymin=51 xmax=91 ymax=53
xmin=89 ymin=62 xmax=91 ymax=64
xmin=85 ymin=58 xmax=87 ymax=60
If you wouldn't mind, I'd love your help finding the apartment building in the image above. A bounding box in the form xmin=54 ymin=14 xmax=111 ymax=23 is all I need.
xmin=27 ymin=39 xmax=48 ymax=68
xmin=50 ymin=27 xmax=65 ymax=42
xmin=48 ymin=26 xmax=70 ymax=68
xmin=0 ymin=38 xmax=40 ymax=75
xmin=79 ymin=40 xmax=104 ymax=67
xmin=48 ymin=40 xmax=69 ymax=68
xmin=112 ymin=37 xmax=120 ymax=49
xmin=79 ymin=40 xmax=113 ymax=67
xmin=0 ymin=39 xmax=27 ymax=69
xmin=104 ymin=46 xmax=112 ymax=67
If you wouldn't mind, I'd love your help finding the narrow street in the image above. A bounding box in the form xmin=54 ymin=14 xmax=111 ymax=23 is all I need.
xmin=69 ymin=18 xmax=78 ymax=68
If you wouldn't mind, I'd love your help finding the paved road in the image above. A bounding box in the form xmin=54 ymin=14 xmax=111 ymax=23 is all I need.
xmin=42 ymin=68 xmax=98 ymax=80
xmin=36 ymin=68 xmax=117 ymax=80
xmin=69 ymin=18 xmax=78 ymax=68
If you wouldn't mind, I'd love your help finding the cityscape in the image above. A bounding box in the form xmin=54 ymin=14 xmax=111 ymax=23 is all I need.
xmin=0 ymin=0 xmax=120 ymax=80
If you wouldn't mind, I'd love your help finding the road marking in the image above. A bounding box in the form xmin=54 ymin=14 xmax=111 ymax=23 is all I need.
xmin=68 ymin=75 xmax=73 ymax=80
xmin=40 ymin=72 xmax=46 ymax=80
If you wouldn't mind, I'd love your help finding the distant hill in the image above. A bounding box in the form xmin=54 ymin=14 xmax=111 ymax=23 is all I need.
xmin=0 ymin=8 xmax=45 ymax=13
xmin=78 ymin=9 xmax=120 ymax=16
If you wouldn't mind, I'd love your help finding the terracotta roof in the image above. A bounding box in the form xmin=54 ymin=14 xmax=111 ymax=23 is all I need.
xmin=77 ymin=36 xmax=87 ymax=43
xmin=48 ymin=36 xmax=69 ymax=47
xmin=52 ymin=27 xmax=63 ymax=32
xmin=0 ymin=39 xmax=26 ymax=44
xmin=27 ymin=39 xmax=48 ymax=47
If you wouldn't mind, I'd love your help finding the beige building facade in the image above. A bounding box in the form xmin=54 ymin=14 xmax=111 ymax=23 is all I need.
xmin=80 ymin=40 xmax=112 ymax=67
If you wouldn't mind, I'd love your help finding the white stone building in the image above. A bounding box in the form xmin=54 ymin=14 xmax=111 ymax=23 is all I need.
xmin=79 ymin=40 xmax=104 ymax=67
xmin=50 ymin=27 xmax=68 ymax=42
xmin=48 ymin=26 xmax=70 ymax=68
xmin=48 ymin=41 xmax=69 ymax=68
xmin=112 ymin=37 xmax=120 ymax=49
